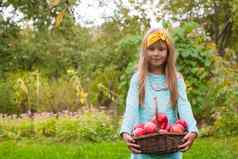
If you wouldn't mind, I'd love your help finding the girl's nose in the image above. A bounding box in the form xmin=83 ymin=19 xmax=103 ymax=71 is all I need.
xmin=153 ymin=49 xmax=161 ymax=55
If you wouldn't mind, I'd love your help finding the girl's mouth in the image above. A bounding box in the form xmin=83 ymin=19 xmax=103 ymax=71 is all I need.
xmin=152 ymin=58 xmax=162 ymax=61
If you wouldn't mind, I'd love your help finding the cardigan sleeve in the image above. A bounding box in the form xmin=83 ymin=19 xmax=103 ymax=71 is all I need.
xmin=177 ymin=75 xmax=199 ymax=133
xmin=119 ymin=73 xmax=139 ymax=136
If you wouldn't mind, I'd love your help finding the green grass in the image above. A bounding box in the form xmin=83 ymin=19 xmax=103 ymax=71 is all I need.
xmin=183 ymin=136 xmax=238 ymax=159
xmin=0 ymin=136 xmax=237 ymax=159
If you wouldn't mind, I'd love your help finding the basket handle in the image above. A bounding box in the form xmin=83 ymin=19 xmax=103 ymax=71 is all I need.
xmin=153 ymin=97 xmax=159 ymax=127
xmin=154 ymin=97 xmax=180 ymax=121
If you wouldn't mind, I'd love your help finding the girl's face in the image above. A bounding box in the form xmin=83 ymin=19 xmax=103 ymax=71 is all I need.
xmin=146 ymin=40 xmax=168 ymax=68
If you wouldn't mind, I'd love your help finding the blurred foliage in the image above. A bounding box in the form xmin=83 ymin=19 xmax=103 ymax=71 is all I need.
xmin=6 ymin=69 xmax=89 ymax=113
xmin=0 ymin=108 xmax=118 ymax=142
xmin=171 ymin=22 xmax=214 ymax=118
xmin=0 ymin=80 xmax=16 ymax=114
xmin=161 ymin=0 xmax=238 ymax=55
xmin=201 ymin=51 xmax=238 ymax=136
xmin=1 ymin=0 xmax=77 ymax=29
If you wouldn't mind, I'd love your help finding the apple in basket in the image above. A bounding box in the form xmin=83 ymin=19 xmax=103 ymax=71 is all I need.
xmin=151 ymin=113 xmax=168 ymax=129
xmin=133 ymin=123 xmax=145 ymax=137
xmin=133 ymin=128 xmax=146 ymax=137
xmin=176 ymin=119 xmax=188 ymax=130
xmin=165 ymin=124 xmax=172 ymax=132
xmin=160 ymin=122 xmax=168 ymax=129
xmin=159 ymin=129 xmax=168 ymax=133
xmin=132 ymin=122 xmax=158 ymax=136
xmin=159 ymin=123 xmax=172 ymax=133
xmin=171 ymin=124 xmax=185 ymax=133
xmin=144 ymin=121 xmax=158 ymax=134
xmin=134 ymin=123 xmax=144 ymax=130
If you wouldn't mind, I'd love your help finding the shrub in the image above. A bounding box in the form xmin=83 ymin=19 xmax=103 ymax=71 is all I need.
xmin=0 ymin=80 xmax=17 ymax=113
xmin=0 ymin=108 xmax=118 ymax=142
xmin=203 ymin=52 xmax=238 ymax=136
xmin=171 ymin=22 xmax=214 ymax=118
xmin=34 ymin=113 xmax=57 ymax=137
xmin=78 ymin=110 xmax=117 ymax=142
xmin=6 ymin=69 xmax=88 ymax=113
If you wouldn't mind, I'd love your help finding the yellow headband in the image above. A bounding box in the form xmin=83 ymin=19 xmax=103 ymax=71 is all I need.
xmin=144 ymin=30 xmax=169 ymax=48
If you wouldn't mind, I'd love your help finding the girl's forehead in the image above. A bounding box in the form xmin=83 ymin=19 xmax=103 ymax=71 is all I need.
xmin=149 ymin=40 xmax=167 ymax=48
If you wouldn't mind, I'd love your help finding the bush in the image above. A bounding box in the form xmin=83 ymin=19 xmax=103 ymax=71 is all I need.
xmin=55 ymin=114 xmax=80 ymax=142
xmin=203 ymin=52 xmax=238 ymax=136
xmin=171 ymin=22 xmax=214 ymax=118
xmin=5 ymin=69 xmax=88 ymax=113
xmin=0 ymin=80 xmax=17 ymax=113
xmin=0 ymin=108 xmax=118 ymax=142
xmin=78 ymin=110 xmax=117 ymax=142
xmin=87 ymin=65 xmax=121 ymax=107
xmin=34 ymin=113 xmax=57 ymax=137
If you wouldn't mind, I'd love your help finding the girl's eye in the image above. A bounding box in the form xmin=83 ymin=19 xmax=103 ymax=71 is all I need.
xmin=159 ymin=47 xmax=166 ymax=51
xmin=148 ymin=46 xmax=167 ymax=51
xmin=148 ymin=47 xmax=155 ymax=51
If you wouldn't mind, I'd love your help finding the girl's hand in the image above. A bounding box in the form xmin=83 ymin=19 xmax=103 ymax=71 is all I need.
xmin=178 ymin=132 xmax=197 ymax=152
xmin=122 ymin=133 xmax=141 ymax=154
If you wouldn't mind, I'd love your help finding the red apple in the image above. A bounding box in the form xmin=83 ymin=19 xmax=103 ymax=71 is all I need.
xmin=151 ymin=117 xmax=157 ymax=125
xmin=151 ymin=113 xmax=168 ymax=128
xmin=159 ymin=129 xmax=168 ymax=134
xmin=171 ymin=124 xmax=185 ymax=133
xmin=133 ymin=128 xmax=146 ymax=137
xmin=133 ymin=123 xmax=144 ymax=130
xmin=165 ymin=124 xmax=172 ymax=132
xmin=176 ymin=119 xmax=188 ymax=129
xmin=160 ymin=122 xmax=168 ymax=129
xmin=157 ymin=113 xmax=168 ymax=124
xmin=144 ymin=121 xmax=158 ymax=134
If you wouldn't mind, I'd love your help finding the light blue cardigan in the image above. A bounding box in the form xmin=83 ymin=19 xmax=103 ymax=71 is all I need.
xmin=119 ymin=72 xmax=199 ymax=159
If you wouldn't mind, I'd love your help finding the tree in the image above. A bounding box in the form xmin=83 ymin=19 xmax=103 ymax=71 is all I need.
xmin=160 ymin=0 xmax=238 ymax=56
xmin=1 ymin=0 xmax=77 ymax=30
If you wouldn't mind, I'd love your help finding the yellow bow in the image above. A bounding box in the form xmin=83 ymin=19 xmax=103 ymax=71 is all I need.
xmin=144 ymin=30 xmax=169 ymax=48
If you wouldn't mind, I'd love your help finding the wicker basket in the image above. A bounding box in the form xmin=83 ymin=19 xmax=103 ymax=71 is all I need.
xmin=133 ymin=132 xmax=186 ymax=155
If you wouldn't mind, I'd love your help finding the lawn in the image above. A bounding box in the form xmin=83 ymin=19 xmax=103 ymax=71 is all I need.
xmin=0 ymin=136 xmax=237 ymax=159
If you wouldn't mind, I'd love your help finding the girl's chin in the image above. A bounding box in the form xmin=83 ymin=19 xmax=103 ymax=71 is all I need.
xmin=150 ymin=60 xmax=165 ymax=65
xmin=150 ymin=62 xmax=164 ymax=67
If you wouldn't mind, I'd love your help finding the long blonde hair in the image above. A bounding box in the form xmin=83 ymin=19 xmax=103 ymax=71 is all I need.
xmin=137 ymin=28 xmax=178 ymax=106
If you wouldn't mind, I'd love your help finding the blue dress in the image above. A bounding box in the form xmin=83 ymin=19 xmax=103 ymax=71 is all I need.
xmin=119 ymin=72 xmax=199 ymax=159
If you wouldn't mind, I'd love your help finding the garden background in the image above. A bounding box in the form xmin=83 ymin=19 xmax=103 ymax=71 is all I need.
xmin=0 ymin=0 xmax=238 ymax=158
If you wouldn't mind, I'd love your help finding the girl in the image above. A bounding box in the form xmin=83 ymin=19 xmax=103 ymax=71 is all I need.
xmin=119 ymin=28 xmax=198 ymax=159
